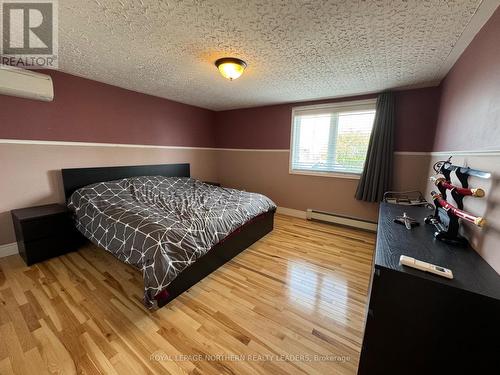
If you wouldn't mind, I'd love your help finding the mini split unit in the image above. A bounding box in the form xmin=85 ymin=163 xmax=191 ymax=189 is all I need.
xmin=0 ymin=66 xmax=54 ymax=101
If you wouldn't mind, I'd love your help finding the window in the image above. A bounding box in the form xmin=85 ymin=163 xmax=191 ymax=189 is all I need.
xmin=290 ymin=99 xmax=376 ymax=178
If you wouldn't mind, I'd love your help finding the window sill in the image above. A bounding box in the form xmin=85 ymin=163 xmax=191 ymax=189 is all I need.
xmin=289 ymin=169 xmax=361 ymax=179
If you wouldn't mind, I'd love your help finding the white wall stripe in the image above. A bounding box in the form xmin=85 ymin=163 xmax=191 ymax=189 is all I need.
xmin=0 ymin=138 xmax=217 ymax=151
xmin=393 ymin=151 xmax=429 ymax=156
xmin=216 ymin=148 xmax=289 ymax=152
xmin=395 ymin=150 xmax=500 ymax=156
xmin=0 ymin=139 xmax=289 ymax=152
xmin=429 ymin=150 xmax=500 ymax=157
xmin=1 ymin=139 xmax=499 ymax=157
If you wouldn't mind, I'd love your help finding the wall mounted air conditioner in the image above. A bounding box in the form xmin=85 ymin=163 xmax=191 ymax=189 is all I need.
xmin=0 ymin=66 xmax=54 ymax=101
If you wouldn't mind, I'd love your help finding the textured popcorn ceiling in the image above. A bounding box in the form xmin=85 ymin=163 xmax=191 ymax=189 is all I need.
xmin=59 ymin=0 xmax=492 ymax=110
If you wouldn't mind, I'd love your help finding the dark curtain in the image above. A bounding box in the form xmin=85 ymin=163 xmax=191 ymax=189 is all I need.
xmin=355 ymin=91 xmax=395 ymax=202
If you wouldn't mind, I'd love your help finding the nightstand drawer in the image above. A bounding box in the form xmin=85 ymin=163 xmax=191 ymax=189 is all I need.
xmin=19 ymin=213 xmax=75 ymax=242
xmin=12 ymin=203 xmax=85 ymax=266
xmin=18 ymin=234 xmax=81 ymax=265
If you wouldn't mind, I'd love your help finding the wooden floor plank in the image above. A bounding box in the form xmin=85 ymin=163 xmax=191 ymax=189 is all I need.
xmin=0 ymin=214 xmax=374 ymax=374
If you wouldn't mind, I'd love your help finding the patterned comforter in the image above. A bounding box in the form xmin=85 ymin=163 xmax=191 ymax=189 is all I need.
xmin=68 ymin=176 xmax=276 ymax=307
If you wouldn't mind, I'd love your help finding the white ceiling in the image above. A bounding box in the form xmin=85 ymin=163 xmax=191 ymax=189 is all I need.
xmin=59 ymin=0 xmax=498 ymax=111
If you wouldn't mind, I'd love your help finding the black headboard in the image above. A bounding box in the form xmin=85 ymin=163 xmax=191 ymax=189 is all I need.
xmin=61 ymin=163 xmax=190 ymax=200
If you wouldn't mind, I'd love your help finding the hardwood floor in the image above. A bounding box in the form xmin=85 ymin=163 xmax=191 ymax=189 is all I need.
xmin=0 ymin=214 xmax=375 ymax=374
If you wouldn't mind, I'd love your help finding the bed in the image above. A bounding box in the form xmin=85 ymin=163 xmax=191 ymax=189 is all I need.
xmin=61 ymin=163 xmax=276 ymax=308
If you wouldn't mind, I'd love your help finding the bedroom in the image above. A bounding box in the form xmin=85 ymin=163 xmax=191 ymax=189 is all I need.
xmin=0 ymin=1 xmax=499 ymax=374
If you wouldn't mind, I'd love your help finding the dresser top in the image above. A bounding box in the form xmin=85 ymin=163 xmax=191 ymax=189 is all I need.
xmin=11 ymin=203 xmax=68 ymax=221
xmin=376 ymin=203 xmax=500 ymax=301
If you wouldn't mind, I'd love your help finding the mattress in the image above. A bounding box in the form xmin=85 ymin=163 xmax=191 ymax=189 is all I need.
xmin=68 ymin=176 xmax=276 ymax=307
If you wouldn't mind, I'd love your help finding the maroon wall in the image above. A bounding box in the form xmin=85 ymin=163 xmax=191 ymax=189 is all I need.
xmin=433 ymin=6 xmax=500 ymax=152
xmin=0 ymin=70 xmax=216 ymax=147
xmin=394 ymin=87 xmax=441 ymax=152
xmin=214 ymin=94 xmax=375 ymax=149
xmin=424 ymin=6 xmax=500 ymax=273
xmin=214 ymin=88 xmax=440 ymax=152
xmin=0 ymin=69 xmax=441 ymax=152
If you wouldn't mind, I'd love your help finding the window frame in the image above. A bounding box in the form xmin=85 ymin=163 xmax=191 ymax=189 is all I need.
xmin=288 ymin=98 xmax=377 ymax=179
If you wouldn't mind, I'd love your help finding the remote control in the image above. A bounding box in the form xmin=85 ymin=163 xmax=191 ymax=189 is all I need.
xmin=399 ymin=255 xmax=453 ymax=279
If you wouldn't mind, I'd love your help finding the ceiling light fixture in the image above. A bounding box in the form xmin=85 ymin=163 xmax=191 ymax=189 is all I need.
xmin=215 ymin=57 xmax=247 ymax=81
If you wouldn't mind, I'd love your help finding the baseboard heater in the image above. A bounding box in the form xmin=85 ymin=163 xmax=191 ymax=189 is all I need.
xmin=306 ymin=209 xmax=378 ymax=232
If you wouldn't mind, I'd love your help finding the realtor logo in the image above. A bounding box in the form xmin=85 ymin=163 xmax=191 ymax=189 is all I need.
xmin=1 ymin=0 xmax=58 ymax=68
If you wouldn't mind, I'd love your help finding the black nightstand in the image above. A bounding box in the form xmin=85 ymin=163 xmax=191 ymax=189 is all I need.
xmin=11 ymin=204 xmax=84 ymax=266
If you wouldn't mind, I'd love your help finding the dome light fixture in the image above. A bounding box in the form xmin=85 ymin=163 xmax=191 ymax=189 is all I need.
xmin=215 ymin=57 xmax=247 ymax=80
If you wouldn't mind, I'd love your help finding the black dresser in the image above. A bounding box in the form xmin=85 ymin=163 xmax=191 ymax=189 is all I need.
xmin=358 ymin=203 xmax=500 ymax=375
xmin=11 ymin=204 xmax=84 ymax=266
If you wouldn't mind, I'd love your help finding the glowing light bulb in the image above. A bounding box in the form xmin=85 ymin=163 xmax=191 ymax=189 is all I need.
xmin=215 ymin=58 xmax=247 ymax=80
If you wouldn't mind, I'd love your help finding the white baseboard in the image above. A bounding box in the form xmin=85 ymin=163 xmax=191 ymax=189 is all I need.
xmin=277 ymin=206 xmax=377 ymax=232
xmin=0 ymin=242 xmax=19 ymax=258
xmin=307 ymin=209 xmax=378 ymax=232
xmin=276 ymin=207 xmax=307 ymax=219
